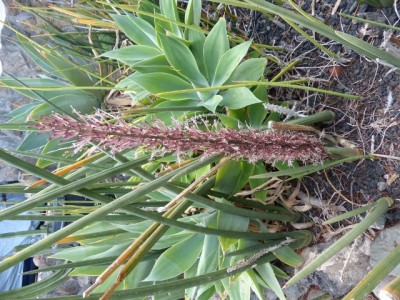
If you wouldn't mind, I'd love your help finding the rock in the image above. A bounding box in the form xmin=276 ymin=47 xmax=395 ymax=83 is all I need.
xmin=377 ymin=182 xmax=388 ymax=191
xmin=369 ymin=224 xmax=400 ymax=276
xmin=295 ymin=236 xmax=372 ymax=298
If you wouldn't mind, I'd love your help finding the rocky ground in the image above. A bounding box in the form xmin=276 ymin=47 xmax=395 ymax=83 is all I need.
xmin=1 ymin=0 xmax=399 ymax=299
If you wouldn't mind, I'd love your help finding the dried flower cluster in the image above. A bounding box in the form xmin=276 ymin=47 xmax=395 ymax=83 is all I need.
xmin=33 ymin=112 xmax=327 ymax=164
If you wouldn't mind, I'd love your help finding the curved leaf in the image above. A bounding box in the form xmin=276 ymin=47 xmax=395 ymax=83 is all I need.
xmin=17 ymin=132 xmax=51 ymax=151
xmin=220 ymin=87 xmax=262 ymax=110
xmin=217 ymin=209 xmax=249 ymax=251
xmin=227 ymin=58 xmax=267 ymax=83
xmin=27 ymin=93 xmax=99 ymax=120
xmin=160 ymin=0 xmax=182 ymax=38
xmin=145 ymin=233 xmax=204 ymax=281
xmin=203 ymin=18 xmax=229 ymax=81
xmin=101 ymin=45 xmax=162 ymax=66
xmin=158 ymin=33 xmax=208 ymax=87
xmin=212 ymin=41 xmax=252 ymax=86
xmin=112 ymin=14 xmax=158 ymax=48
xmin=131 ymin=72 xmax=198 ymax=100
xmin=185 ymin=0 xmax=202 ymax=26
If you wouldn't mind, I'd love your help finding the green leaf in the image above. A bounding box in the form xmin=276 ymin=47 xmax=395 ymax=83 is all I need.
xmin=203 ymin=18 xmax=229 ymax=81
xmin=0 ymin=77 xmax=83 ymax=102
xmin=223 ymin=272 xmax=251 ymax=299
xmin=27 ymin=93 xmax=98 ymax=120
xmin=131 ymin=72 xmax=198 ymax=100
xmin=220 ymin=87 xmax=262 ymax=109
xmin=132 ymin=55 xmax=180 ymax=76
xmin=214 ymin=160 xmax=255 ymax=196
xmin=217 ymin=209 xmax=249 ymax=251
xmin=217 ymin=113 xmax=244 ymax=129
xmin=335 ymin=30 xmax=400 ymax=68
xmin=187 ymin=29 xmax=207 ymax=77
xmin=185 ymin=0 xmax=202 ymax=26
xmin=17 ymin=132 xmax=50 ymax=151
xmin=17 ymin=35 xmax=58 ymax=76
xmin=101 ymin=45 xmax=162 ymax=66
xmin=249 ymin=162 xmax=268 ymax=201
xmin=158 ymin=33 xmax=209 ymax=88
xmin=36 ymin=138 xmax=73 ymax=168
xmin=160 ymin=0 xmax=183 ymax=38
xmin=227 ymin=58 xmax=267 ymax=83
xmin=145 ymin=234 xmax=204 ymax=281
xmin=201 ymin=95 xmax=223 ymax=112
xmin=112 ymin=14 xmax=158 ymax=48
xmin=273 ymin=246 xmax=303 ymax=267
xmin=212 ymin=41 xmax=252 ymax=86
xmin=51 ymin=244 xmax=113 ymax=262
xmin=256 ymin=263 xmax=286 ymax=300
xmin=7 ymin=103 xmax=37 ymax=117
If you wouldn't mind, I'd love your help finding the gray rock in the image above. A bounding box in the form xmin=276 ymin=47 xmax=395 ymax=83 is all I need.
xmin=294 ymin=236 xmax=371 ymax=298
xmin=369 ymin=224 xmax=400 ymax=276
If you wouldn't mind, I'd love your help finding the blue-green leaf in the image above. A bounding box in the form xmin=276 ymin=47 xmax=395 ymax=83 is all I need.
xmin=203 ymin=18 xmax=229 ymax=81
xmin=101 ymin=45 xmax=162 ymax=66
xmin=145 ymin=234 xmax=204 ymax=281
xmin=185 ymin=0 xmax=202 ymax=26
xmin=17 ymin=132 xmax=50 ymax=151
xmin=220 ymin=87 xmax=261 ymax=110
xmin=256 ymin=263 xmax=286 ymax=300
xmin=217 ymin=209 xmax=249 ymax=251
xmin=27 ymin=94 xmax=98 ymax=120
xmin=212 ymin=41 xmax=252 ymax=86
xmin=112 ymin=14 xmax=158 ymax=48
xmin=201 ymin=95 xmax=223 ymax=112
xmin=160 ymin=0 xmax=182 ymax=38
xmin=227 ymin=58 xmax=267 ymax=83
xmin=131 ymin=72 xmax=198 ymax=100
xmin=158 ymin=33 xmax=208 ymax=88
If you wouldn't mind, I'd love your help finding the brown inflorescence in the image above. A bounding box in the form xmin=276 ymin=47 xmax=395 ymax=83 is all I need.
xmin=33 ymin=112 xmax=328 ymax=164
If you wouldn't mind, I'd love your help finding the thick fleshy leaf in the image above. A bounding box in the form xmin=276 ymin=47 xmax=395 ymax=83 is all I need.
xmin=227 ymin=58 xmax=267 ymax=84
xmin=274 ymin=246 xmax=303 ymax=267
xmin=158 ymin=33 xmax=208 ymax=87
xmin=187 ymin=235 xmax=219 ymax=299
xmin=101 ymin=45 xmax=162 ymax=66
xmin=214 ymin=160 xmax=255 ymax=196
xmin=186 ymin=29 xmax=207 ymax=77
xmin=131 ymin=72 xmax=198 ymax=100
xmin=112 ymin=14 xmax=158 ymax=48
xmin=36 ymin=138 xmax=73 ymax=168
xmin=51 ymin=244 xmax=113 ymax=262
xmin=185 ymin=0 xmax=201 ymax=26
xmin=220 ymin=87 xmax=262 ymax=110
xmin=7 ymin=103 xmax=36 ymax=119
xmin=17 ymin=132 xmax=50 ymax=151
xmin=27 ymin=93 xmax=99 ymax=120
xmin=217 ymin=209 xmax=249 ymax=251
xmin=145 ymin=233 xmax=204 ymax=281
xmin=212 ymin=41 xmax=252 ymax=86
xmin=256 ymin=263 xmax=286 ymax=300
xmin=0 ymin=77 xmax=86 ymax=102
xmin=249 ymin=162 xmax=268 ymax=201
xmin=132 ymin=55 xmax=180 ymax=76
xmin=222 ymin=270 xmax=251 ymax=299
xmin=160 ymin=0 xmax=182 ymax=38
xmin=203 ymin=18 xmax=229 ymax=81
xmin=201 ymin=95 xmax=223 ymax=113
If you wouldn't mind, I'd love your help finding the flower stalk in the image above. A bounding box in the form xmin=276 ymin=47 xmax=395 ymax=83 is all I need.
xmin=33 ymin=112 xmax=327 ymax=164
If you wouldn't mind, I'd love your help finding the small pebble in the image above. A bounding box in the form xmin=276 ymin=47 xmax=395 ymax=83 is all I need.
xmin=377 ymin=181 xmax=387 ymax=191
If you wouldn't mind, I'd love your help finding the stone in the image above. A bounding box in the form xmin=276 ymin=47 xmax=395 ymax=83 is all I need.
xmin=369 ymin=224 xmax=400 ymax=276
